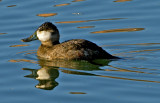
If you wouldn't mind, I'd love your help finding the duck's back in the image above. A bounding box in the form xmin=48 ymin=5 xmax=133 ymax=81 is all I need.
xmin=37 ymin=39 xmax=117 ymax=60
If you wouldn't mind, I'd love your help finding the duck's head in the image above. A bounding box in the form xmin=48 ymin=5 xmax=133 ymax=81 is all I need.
xmin=21 ymin=22 xmax=60 ymax=45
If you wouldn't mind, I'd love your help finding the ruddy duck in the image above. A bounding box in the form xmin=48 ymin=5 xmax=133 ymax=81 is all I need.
xmin=22 ymin=22 xmax=119 ymax=60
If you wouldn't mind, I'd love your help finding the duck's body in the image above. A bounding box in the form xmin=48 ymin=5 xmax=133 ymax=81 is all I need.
xmin=22 ymin=22 xmax=119 ymax=60
xmin=37 ymin=39 xmax=117 ymax=60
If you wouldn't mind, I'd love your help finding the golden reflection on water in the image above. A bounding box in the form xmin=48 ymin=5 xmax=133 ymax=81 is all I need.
xmin=0 ymin=33 xmax=7 ymax=35
xmin=77 ymin=26 xmax=95 ymax=29
xmin=114 ymin=0 xmax=132 ymax=2
xmin=72 ymin=0 xmax=85 ymax=2
xmin=16 ymin=50 xmax=36 ymax=55
xmin=70 ymin=92 xmax=86 ymax=94
xmin=37 ymin=13 xmax=57 ymax=17
xmin=9 ymin=44 xmax=29 ymax=47
xmin=53 ymin=0 xmax=85 ymax=8
xmin=9 ymin=59 xmax=38 ymax=64
xmin=91 ymin=28 xmax=144 ymax=34
xmin=56 ymin=18 xmax=125 ymax=24
xmin=54 ymin=3 xmax=70 ymax=7
xmin=7 ymin=5 xmax=16 ymax=7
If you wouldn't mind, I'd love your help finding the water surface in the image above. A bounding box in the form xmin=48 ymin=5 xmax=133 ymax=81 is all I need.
xmin=0 ymin=0 xmax=160 ymax=103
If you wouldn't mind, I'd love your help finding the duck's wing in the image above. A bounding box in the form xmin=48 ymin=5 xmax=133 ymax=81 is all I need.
xmin=58 ymin=39 xmax=116 ymax=60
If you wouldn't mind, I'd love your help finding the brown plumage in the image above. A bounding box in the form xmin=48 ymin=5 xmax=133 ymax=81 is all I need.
xmin=37 ymin=39 xmax=118 ymax=60
xmin=22 ymin=22 xmax=119 ymax=60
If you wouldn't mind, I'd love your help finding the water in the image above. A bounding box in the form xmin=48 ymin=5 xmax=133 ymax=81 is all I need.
xmin=0 ymin=0 xmax=160 ymax=103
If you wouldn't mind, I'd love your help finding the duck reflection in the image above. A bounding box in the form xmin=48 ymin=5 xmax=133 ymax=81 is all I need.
xmin=22 ymin=59 xmax=111 ymax=90
xmin=23 ymin=66 xmax=59 ymax=90
xmin=38 ymin=58 xmax=111 ymax=70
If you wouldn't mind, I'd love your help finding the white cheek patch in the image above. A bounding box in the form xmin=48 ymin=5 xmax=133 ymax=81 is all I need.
xmin=36 ymin=68 xmax=50 ymax=80
xmin=37 ymin=31 xmax=52 ymax=41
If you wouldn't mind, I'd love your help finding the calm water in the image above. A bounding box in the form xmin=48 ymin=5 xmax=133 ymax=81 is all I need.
xmin=0 ymin=0 xmax=160 ymax=103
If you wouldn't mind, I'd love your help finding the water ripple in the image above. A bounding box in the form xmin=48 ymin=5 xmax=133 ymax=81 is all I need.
xmin=1 ymin=0 xmax=160 ymax=102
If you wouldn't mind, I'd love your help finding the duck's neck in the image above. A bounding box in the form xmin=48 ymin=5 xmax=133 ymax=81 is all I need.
xmin=41 ymin=40 xmax=60 ymax=47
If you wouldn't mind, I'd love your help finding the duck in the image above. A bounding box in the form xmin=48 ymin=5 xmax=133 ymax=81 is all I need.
xmin=21 ymin=22 xmax=119 ymax=60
